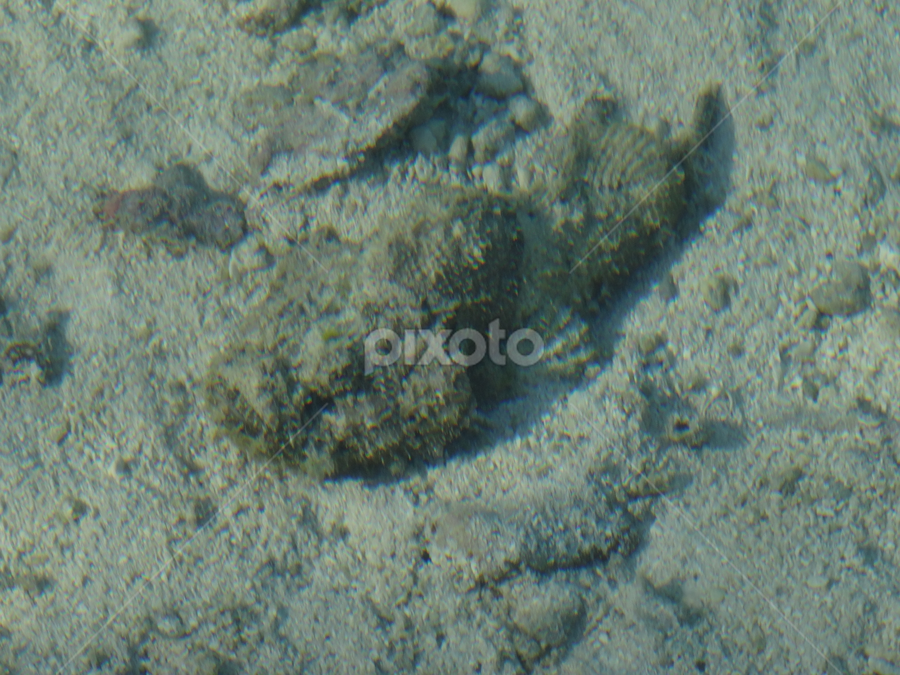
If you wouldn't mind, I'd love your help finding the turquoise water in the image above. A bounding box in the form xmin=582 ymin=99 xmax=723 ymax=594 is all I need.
xmin=0 ymin=0 xmax=897 ymax=672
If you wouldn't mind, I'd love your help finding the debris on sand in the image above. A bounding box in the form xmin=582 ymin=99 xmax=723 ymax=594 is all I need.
xmin=246 ymin=43 xmax=432 ymax=189
xmin=98 ymin=163 xmax=247 ymax=251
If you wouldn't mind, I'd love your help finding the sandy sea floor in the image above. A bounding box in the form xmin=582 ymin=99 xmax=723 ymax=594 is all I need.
xmin=2 ymin=0 xmax=900 ymax=672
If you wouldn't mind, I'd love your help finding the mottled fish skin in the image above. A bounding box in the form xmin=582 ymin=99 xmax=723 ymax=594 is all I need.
xmin=182 ymin=197 xmax=247 ymax=250
xmin=152 ymin=163 xmax=211 ymax=219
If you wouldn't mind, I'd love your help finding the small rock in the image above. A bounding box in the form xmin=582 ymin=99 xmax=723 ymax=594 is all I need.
xmin=48 ymin=419 xmax=70 ymax=445
xmin=513 ymin=158 xmax=532 ymax=190
xmin=280 ymin=27 xmax=317 ymax=53
xmin=702 ymin=273 xmax=734 ymax=312
xmin=801 ymin=376 xmax=819 ymax=402
xmin=153 ymin=163 xmax=210 ymax=219
xmin=227 ymin=232 xmax=269 ymax=280
xmin=431 ymin=503 xmax=520 ymax=582
xmin=876 ymin=239 xmax=900 ymax=277
xmin=772 ymin=465 xmax=804 ymax=495
xmin=796 ymin=303 xmax=820 ymax=330
xmin=408 ymin=2 xmax=444 ymax=37
xmin=435 ymin=0 xmax=486 ymax=23
xmin=809 ymin=259 xmax=870 ymax=316
xmin=862 ymin=159 xmax=886 ymax=209
xmin=476 ymin=52 xmax=524 ymax=99
xmin=507 ymin=580 xmax=584 ymax=665
xmin=233 ymin=0 xmax=308 ymax=36
xmin=112 ymin=17 xmax=155 ymax=53
xmin=665 ymin=410 xmax=709 ymax=448
xmin=799 ymin=151 xmax=838 ymax=184
xmin=727 ymin=340 xmax=745 ymax=357
xmin=448 ymin=133 xmax=469 ymax=168
xmin=657 ymin=271 xmax=678 ymax=302
xmin=154 ymin=611 xmax=186 ymax=638
xmin=877 ymin=307 xmax=900 ymax=341
xmin=59 ymin=495 xmax=90 ymax=524
xmin=471 ymin=117 xmax=514 ymax=163
xmin=637 ymin=332 xmax=666 ymax=357
xmin=792 ymin=339 xmax=817 ymax=363
xmin=508 ymin=94 xmax=542 ymax=132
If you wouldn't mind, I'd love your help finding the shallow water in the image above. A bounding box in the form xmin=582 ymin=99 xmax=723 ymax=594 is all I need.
xmin=1 ymin=0 xmax=899 ymax=673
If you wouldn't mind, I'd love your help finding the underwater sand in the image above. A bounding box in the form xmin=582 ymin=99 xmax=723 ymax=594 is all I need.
xmin=1 ymin=0 xmax=900 ymax=672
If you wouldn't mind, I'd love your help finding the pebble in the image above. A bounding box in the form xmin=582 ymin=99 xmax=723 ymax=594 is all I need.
xmin=798 ymin=151 xmax=838 ymax=184
xmin=637 ymin=331 xmax=667 ymax=358
xmin=702 ymin=273 xmax=734 ymax=312
xmin=154 ymin=611 xmax=186 ymax=638
xmin=436 ymin=0 xmax=486 ymax=23
xmin=471 ymin=117 xmax=515 ymax=163
xmin=48 ymin=420 xmax=70 ymax=445
xmin=55 ymin=495 xmax=89 ymax=525
xmin=508 ymin=94 xmax=542 ymax=132
xmin=513 ymin=159 xmax=532 ymax=190
xmin=863 ymin=159 xmax=886 ymax=209
xmin=796 ymin=303 xmax=820 ymax=330
xmin=658 ymin=271 xmax=678 ymax=302
xmin=280 ymin=27 xmax=317 ymax=53
xmin=809 ymin=259 xmax=871 ymax=316
xmin=448 ymin=133 xmax=470 ymax=168
xmin=476 ymin=52 xmax=524 ymax=99
xmin=508 ymin=580 xmax=584 ymax=664
xmin=876 ymin=239 xmax=900 ymax=277
xmin=112 ymin=17 xmax=154 ymax=53
xmin=805 ymin=573 xmax=829 ymax=589
xmin=408 ymin=2 xmax=444 ymax=37
xmin=877 ymin=307 xmax=900 ymax=341
xmin=233 ymin=0 xmax=308 ymax=36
